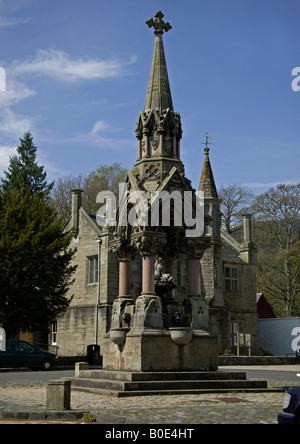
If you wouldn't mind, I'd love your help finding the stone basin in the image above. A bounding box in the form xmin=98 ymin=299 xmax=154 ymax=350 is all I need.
xmin=169 ymin=327 xmax=193 ymax=345
xmin=110 ymin=328 xmax=130 ymax=346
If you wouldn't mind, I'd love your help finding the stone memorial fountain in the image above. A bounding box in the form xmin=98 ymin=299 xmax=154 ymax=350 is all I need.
xmin=101 ymin=11 xmax=218 ymax=372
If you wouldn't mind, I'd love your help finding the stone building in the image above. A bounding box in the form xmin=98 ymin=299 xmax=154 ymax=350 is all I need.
xmin=55 ymin=12 xmax=260 ymax=358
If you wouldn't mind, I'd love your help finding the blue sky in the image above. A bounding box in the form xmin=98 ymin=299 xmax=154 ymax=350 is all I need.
xmin=0 ymin=0 xmax=299 ymax=193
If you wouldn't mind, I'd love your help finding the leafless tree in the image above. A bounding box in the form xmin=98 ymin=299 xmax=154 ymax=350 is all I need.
xmin=50 ymin=163 xmax=128 ymax=224
xmin=50 ymin=174 xmax=84 ymax=223
xmin=218 ymin=184 xmax=254 ymax=235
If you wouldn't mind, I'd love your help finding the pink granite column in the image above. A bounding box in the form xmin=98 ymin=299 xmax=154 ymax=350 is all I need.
xmin=118 ymin=258 xmax=131 ymax=297
xmin=188 ymin=258 xmax=201 ymax=296
xmin=143 ymin=133 xmax=149 ymax=158
xmin=142 ymin=255 xmax=156 ymax=294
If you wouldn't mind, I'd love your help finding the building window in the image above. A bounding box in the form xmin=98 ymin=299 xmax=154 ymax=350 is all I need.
xmin=51 ymin=322 xmax=57 ymax=345
xmin=88 ymin=256 xmax=99 ymax=284
xmin=232 ymin=322 xmax=239 ymax=346
xmin=224 ymin=266 xmax=238 ymax=291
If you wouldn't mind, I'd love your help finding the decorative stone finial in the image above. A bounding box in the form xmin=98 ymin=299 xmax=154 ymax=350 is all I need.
xmin=146 ymin=11 xmax=172 ymax=35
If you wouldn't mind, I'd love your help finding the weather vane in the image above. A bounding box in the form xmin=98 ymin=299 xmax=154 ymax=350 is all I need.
xmin=146 ymin=11 xmax=172 ymax=35
xmin=202 ymin=133 xmax=212 ymax=152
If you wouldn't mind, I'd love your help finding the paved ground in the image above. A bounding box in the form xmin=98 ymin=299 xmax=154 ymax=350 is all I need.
xmin=0 ymin=386 xmax=285 ymax=424
xmin=1 ymin=365 xmax=299 ymax=424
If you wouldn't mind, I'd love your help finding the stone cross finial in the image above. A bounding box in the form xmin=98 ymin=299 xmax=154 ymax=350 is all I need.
xmin=146 ymin=11 xmax=172 ymax=35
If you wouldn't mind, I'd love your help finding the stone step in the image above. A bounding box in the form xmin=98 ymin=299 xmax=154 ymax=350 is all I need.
xmin=129 ymin=371 xmax=247 ymax=382
xmin=122 ymin=379 xmax=268 ymax=392
xmin=113 ymin=386 xmax=281 ymax=397
xmin=72 ymin=385 xmax=276 ymax=397
xmin=72 ymin=377 xmax=125 ymax=392
xmin=77 ymin=370 xmax=247 ymax=382
xmin=71 ymin=368 xmax=270 ymax=397
xmin=77 ymin=370 xmax=133 ymax=382
xmin=71 ymin=376 xmax=268 ymax=393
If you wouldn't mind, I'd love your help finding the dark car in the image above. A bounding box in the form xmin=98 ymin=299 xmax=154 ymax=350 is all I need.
xmin=0 ymin=340 xmax=58 ymax=371
xmin=278 ymin=386 xmax=300 ymax=424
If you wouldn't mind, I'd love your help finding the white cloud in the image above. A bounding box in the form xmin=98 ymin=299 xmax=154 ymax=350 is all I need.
xmin=0 ymin=76 xmax=36 ymax=142
xmin=0 ymin=0 xmax=31 ymax=28
xmin=241 ymin=180 xmax=300 ymax=192
xmin=12 ymin=48 xmax=137 ymax=82
xmin=0 ymin=106 xmax=36 ymax=178
xmin=78 ymin=119 xmax=135 ymax=151
xmin=0 ymin=48 xmax=137 ymax=177
xmin=91 ymin=120 xmax=111 ymax=135
xmin=0 ymin=16 xmax=30 ymax=28
xmin=0 ymin=145 xmax=17 ymax=174
xmin=0 ymin=108 xmax=34 ymax=139
xmin=0 ymin=78 xmax=36 ymax=107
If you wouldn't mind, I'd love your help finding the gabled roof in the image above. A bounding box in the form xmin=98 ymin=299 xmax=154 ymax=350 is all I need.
xmin=64 ymin=208 xmax=103 ymax=237
xmin=221 ymin=228 xmax=245 ymax=263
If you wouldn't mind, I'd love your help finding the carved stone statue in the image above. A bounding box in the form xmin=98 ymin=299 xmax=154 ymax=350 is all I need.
xmin=155 ymin=257 xmax=173 ymax=282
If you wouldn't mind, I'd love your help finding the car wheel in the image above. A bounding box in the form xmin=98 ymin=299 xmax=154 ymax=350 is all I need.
xmin=41 ymin=359 xmax=53 ymax=371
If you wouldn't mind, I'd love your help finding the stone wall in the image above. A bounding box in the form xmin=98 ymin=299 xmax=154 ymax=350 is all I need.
xmin=57 ymin=305 xmax=96 ymax=356
xmin=57 ymin=209 xmax=104 ymax=356
xmin=201 ymin=237 xmax=260 ymax=356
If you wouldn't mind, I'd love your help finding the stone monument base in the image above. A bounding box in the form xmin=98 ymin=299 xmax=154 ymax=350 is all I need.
xmin=102 ymin=328 xmax=218 ymax=372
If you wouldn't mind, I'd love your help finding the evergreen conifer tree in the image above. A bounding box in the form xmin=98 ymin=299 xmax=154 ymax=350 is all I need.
xmin=0 ymin=133 xmax=76 ymax=337
xmin=0 ymin=131 xmax=54 ymax=197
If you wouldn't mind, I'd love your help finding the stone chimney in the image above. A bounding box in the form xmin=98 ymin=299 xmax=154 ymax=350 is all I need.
xmin=242 ymin=214 xmax=252 ymax=246
xmin=240 ymin=214 xmax=257 ymax=263
xmin=71 ymin=189 xmax=83 ymax=238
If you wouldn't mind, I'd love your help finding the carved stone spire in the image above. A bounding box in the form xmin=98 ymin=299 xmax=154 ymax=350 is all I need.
xmin=144 ymin=11 xmax=173 ymax=113
xmin=135 ymin=11 xmax=182 ymax=165
xmin=199 ymin=144 xmax=218 ymax=199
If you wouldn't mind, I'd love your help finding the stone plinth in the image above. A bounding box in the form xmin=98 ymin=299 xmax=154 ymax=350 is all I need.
xmin=46 ymin=380 xmax=71 ymax=411
xmin=102 ymin=328 xmax=218 ymax=372
xmin=75 ymin=362 xmax=89 ymax=377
